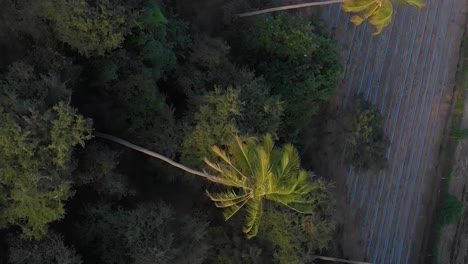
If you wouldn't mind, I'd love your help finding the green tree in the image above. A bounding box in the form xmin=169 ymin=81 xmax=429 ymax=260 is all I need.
xmin=74 ymin=143 xmax=132 ymax=198
xmin=8 ymin=232 xmax=83 ymax=264
xmin=177 ymin=36 xmax=252 ymax=97
xmin=0 ymin=63 xmax=92 ymax=239
xmin=180 ymin=83 xmax=283 ymax=168
xmin=258 ymin=205 xmax=336 ymax=264
xmin=75 ymin=202 xmax=210 ymax=264
xmin=95 ymin=133 xmax=332 ymax=239
xmin=231 ymin=14 xmax=341 ymax=139
xmin=237 ymin=0 xmax=425 ymax=35
xmin=42 ymin=0 xmax=127 ymax=56
xmin=205 ymin=226 xmax=266 ymax=264
xmin=181 ymin=88 xmax=241 ymax=167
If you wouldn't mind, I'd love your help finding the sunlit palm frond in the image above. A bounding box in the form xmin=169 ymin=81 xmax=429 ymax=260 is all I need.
xmin=206 ymin=190 xmax=252 ymax=219
xmin=367 ymin=0 xmax=393 ymax=35
xmin=243 ymin=197 xmax=263 ymax=239
xmin=343 ymin=0 xmax=394 ymax=35
xmin=229 ymin=135 xmax=257 ymax=176
xmin=204 ymin=158 xmax=247 ymax=188
xmin=204 ymin=134 xmax=330 ymax=238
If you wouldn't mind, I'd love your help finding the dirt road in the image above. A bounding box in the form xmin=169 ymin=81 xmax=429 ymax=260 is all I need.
xmin=320 ymin=1 xmax=467 ymax=263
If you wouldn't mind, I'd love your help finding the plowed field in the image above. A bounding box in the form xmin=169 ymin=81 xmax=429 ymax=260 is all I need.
xmin=320 ymin=1 xmax=467 ymax=263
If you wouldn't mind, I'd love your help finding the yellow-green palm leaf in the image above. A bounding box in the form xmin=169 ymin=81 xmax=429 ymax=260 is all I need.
xmin=343 ymin=0 xmax=425 ymax=35
xmin=205 ymin=134 xmax=329 ymax=238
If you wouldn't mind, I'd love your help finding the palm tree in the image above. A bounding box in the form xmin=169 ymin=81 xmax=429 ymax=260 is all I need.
xmin=204 ymin=134 xmax=330 ymax=238
xmin=238 ymin=0 xmax=425 ymax=35
xmin=95 ymin=132 xmax=329 ymax=238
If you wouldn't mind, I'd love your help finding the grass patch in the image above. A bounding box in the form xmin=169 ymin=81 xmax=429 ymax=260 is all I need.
xmin=432 ymin=180 xmax=464 ymax=264
xmin=450 ymin=128 xmax=468 ymax=140
xmin=454 ymin=96 xmax=465 ymax=116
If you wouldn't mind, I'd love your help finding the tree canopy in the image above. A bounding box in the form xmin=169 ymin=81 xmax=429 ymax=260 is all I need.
xmin=0 ymin=63 xmax=92 ymax=239
xmin=0 ymin=0 xmax=344 ymax=262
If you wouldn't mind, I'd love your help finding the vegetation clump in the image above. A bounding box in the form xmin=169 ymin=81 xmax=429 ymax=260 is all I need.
xmin=345 ymin=98 xmax=389 ymax=170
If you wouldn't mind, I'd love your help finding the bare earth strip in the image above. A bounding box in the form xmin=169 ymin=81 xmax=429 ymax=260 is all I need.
xmin=320 ymin=1 xmax=467 ymax=263
xmin=439 ymin=22 xmax=468 ymax=264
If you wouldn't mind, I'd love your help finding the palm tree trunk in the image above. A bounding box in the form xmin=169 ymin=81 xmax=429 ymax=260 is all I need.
xmin=310 ymin=255 xmax=373 ymax=264
xmin=237 ymin=0 xmax=345 ymax=17
xmin=93 ymin=132 xmax=223 ymax=183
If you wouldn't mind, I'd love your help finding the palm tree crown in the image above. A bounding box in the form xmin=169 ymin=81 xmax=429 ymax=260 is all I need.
xmin=344 ymin=0 xmax=425 ymax=35
xmin=204 ymin=134 xmax=329 ymax=238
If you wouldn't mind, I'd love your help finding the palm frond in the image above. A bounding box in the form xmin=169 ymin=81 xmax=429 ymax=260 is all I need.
xmin=262 ymin=133 xmax=274 ymax=156
xmin=222 ymin=198 xmax=250 ymax=220
xmin=211 ymin=145 xmax=249 ymax=180
xmin=242 ymin=197 xmax=263 ymax=239
xmin=254 ymin=147 xmax=272 ymax=191
xmin=206 ymin=189 xmax=250 ymax=203
xmin=368 ymin=0 xmax=393 ymax=35
xmin=206 ymin=190 xmax=252 ymax=220
xmin=204 ymin=158 xmax=248 ymax=188
xmin=343 ymin=0 xmax=394 ymax=35
xmin=233 ymin=135 xmax=257 ymax=176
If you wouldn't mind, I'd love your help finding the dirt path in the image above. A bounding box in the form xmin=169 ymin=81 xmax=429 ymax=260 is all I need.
xmin=320 ymin=1 xmax=467 ymax=263
xmin=438 ymin=23 xmax=468 ymax=264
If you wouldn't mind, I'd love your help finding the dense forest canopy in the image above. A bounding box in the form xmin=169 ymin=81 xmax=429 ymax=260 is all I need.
xmin=0 ymin=0 xmax=389 ymax=263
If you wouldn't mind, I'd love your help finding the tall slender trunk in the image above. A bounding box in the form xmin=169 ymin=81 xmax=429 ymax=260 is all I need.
xmin=93 ymin=132 xmax=222 ymax=183
xmin=310 ymin=255 xmax=373 ymax=264
xmin=237 ymin=0 xmax=345 ymax=17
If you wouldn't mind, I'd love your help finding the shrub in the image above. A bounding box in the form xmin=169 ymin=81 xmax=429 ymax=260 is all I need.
xmin=437 ymin=194 xmax=464 ymax=227
xmin=346 ymin=98 xmax=389 ymax=170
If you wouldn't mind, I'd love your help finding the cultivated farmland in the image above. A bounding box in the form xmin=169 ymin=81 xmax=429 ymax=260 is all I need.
xmin=321 ymin=1 xmax=467 ymax=263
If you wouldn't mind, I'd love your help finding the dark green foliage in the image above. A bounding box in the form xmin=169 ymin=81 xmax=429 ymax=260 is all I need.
xmin=450 ymin=128 xmax=468 ymax=139
xmin=433 ymin=192 xmax=464 ymax=264
xmin=346 ymin=99 xmax=389 ymax=170
xmin=177 ymin=36 xmax=250 ymax=97
xmin=237 ymin=77 xmax=283 ymax=136
xmin=111 ymin=68 xmax=166 ymax=133
xmin=437 ymin=194 xmax=464 ymax=227
xmin=75 ymin=202 xmax=210 ymax=264
xmin=0 ymin=63 xmax=92 ymax=239
xmin=230 ymin=14 xmax=342 ymax=139
xmin=80 ymin=3 xmax=190 ymax=150
xmin=74 ymin=143 xmax=132 ymax=198
xmin=205 ymin=226 xmax=265 ymax=264
xmin=8 ymin=232 xmax=82 ymax=264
